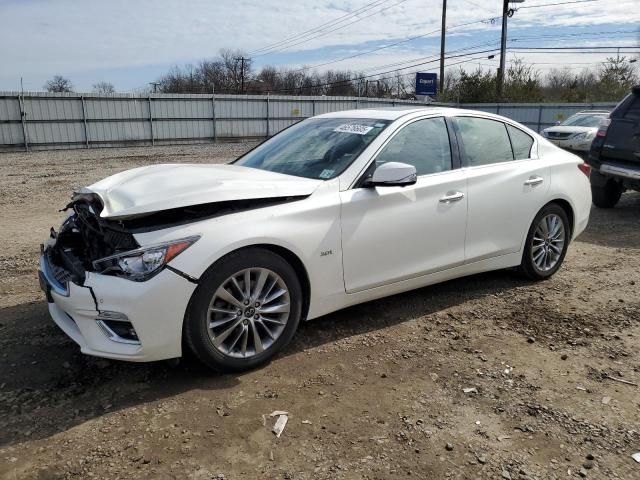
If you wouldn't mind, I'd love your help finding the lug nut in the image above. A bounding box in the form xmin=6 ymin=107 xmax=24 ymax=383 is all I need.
xmin=244 ymin=300 xmax=249 ymax=305
xmin=255 ymin=302 xmax=260 ymax=307
xmin=254 ymin=314 xmax=259 ymax=319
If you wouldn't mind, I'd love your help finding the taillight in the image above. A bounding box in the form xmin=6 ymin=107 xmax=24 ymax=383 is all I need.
xmin=596 ymin=118 xmax=610 ymax=138
xmin=578 ymin=163 xmax=591 ymax=177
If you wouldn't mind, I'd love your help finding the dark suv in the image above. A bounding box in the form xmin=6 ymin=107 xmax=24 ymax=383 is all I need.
xmin=588 ymin=85 xmax=640 ymax=208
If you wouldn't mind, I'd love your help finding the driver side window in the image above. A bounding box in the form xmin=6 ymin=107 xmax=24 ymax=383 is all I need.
xmin=375 ymin=117 xmax=452 ymax=176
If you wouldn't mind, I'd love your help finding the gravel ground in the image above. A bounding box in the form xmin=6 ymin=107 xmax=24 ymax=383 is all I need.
xmin=0 ymin=144 xmax=639 ymax=480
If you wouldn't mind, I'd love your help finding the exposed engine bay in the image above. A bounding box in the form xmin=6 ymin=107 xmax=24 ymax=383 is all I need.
xmin=45 ymin=193 xmax=307 ymax=284
xmin=47 ymin=195 xmax=139 ymax=283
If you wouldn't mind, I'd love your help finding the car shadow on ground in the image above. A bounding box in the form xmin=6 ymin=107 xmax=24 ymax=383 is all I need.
xmin=576 ymin=192 xmax=640 ymax=249
xmin=0 ymin=268 xmax=530 ymax=449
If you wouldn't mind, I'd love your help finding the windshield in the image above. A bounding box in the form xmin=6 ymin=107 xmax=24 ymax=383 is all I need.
xmin=234 ymin=117 xmax=391 ymax=179
xmin=560 ymin=113 xmax=607 ymax=127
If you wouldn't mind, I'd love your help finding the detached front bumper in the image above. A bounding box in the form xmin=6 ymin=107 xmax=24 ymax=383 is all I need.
xmin=39 ymin=252 xmax=198 ymax=362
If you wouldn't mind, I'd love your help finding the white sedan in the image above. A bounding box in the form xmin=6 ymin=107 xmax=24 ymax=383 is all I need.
xmin=541 ymin=110 xmax=610 ymax=152
xmin=39 ymin=107 xmax=592 ymax=371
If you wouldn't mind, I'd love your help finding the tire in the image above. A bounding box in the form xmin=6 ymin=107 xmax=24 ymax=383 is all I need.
xmin=591 ymin=180 xmax=622 ymax=208
xmin=184 ymin=248 xmax=303 ymax=372
xmin=520 ymin=204 xmax=570 ymax=281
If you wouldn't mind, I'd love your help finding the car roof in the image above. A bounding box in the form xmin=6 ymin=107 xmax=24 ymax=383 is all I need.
xmin=575 ymin=110 xmax=610 ymax=115
xmin=315 ymin=106 xmax=489 ymax=121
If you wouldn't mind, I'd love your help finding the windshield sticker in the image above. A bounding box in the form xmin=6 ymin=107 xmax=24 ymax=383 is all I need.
xmin=319 ymin=169 xmax=335 ymax=179
xmin=334 ymin=124 xmax=374 ymax=135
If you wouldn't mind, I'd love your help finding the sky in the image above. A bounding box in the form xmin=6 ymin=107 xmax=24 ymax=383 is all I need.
xmin=0 ymin=0 xmax=638 ymax=92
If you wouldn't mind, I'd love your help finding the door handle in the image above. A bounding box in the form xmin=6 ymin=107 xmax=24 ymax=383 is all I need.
xmin=524 ymin=176 xmax=544 ymax=186
xmin=439 ymin=191 xmax=465 ymax=203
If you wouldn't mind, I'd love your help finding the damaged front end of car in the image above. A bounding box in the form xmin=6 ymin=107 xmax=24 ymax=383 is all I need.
xmin=43 ymin=192 xmax=306 ymax=289
xmin=44 ymin=193 xmax=140 ymax=286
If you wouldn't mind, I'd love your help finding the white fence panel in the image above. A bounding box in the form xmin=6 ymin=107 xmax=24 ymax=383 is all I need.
xmin=0 ymin=92 xmax=621 ymax=151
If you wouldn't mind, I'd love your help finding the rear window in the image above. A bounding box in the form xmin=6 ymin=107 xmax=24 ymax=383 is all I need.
xmin=560 ymin=114 xmax=607 ymax=127
xmin=506 ymin=125 xmax=534 ymax=160
xmin=623 ymin=96 xmax=640 ymax=121
xmin=456 ymin=117 xmax=513 ymax=166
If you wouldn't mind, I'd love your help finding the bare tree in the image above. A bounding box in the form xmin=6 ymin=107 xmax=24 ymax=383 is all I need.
xmin=44 ymin=75 xmax=74 ymax=93
xmin=92 ymin=81 xmax=116 ymax=94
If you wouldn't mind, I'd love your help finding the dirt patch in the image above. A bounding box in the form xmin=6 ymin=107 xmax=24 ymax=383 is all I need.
xmin=1 ymin=145 xmax=639 ymax=479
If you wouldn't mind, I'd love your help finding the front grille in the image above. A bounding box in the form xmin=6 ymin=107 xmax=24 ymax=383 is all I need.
xmin=546 ymin=132 xmax=572 ymax=139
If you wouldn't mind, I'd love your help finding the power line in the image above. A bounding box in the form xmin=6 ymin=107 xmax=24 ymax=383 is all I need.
xmin=268 ymin=42 xmax=636 ymax=95
xmin=260 ymin=0 xmax=610 ymax=69
xmin=287 ymin=15 xmax=500 ymax=73
xmin=510 ymin=45 xmax=639 ymax=50
xmin=280 ymin=0 xmax=624 ymax=75
xmin=251 ymin=0 xmax=410 ymax=57
xmin=462 ymin=0 xmax=489 ymax=11
xmin=301 ymin=30 xmax=636 ymax=77
xmin=510 ymin=29 xmax=639 ymax=42
xmin=356 ymin=40 xmax=501 ymax=73
xmin=516 ymin=0 xmax=600 ymax=9
xmin=268 ymin=47 xmax=501 ymax=93
xmin=248 ymin=0 xmax=390 ymax=55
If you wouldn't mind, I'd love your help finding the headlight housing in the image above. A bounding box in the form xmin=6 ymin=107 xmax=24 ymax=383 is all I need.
xmin=93 ymin=236 xmax=199 ymax=281
xmin=572 ymin=131 xmax=595 ymax=141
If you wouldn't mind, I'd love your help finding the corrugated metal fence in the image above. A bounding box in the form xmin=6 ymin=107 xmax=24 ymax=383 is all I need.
xmin=461 ymin=102 xmax=617 ymax=132
xmin=0 ymin=92 xmax=423 ymax=151
xmin=0 ymin=92 xmax=617 ymax=152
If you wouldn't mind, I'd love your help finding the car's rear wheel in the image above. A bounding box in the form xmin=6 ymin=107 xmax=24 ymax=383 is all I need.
xmin=520 ymin=204 xmax=570 ymax=281
xmin=591 ymin=179 xmax=623 ymax=208
xmin=184 ymin=248 xmax=302 ymax=372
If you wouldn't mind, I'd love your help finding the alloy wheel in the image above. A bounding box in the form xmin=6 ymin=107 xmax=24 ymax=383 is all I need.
xmin=531 ymin=213 xmax=566 ymax=272
xmin=207 ymin=268 xmax=290 ymax=358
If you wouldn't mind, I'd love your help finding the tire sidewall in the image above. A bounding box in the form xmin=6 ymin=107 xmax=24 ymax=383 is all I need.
xmin=522 ymin=204 xmax=570 ymax=280
xmin=184 ymin=248 xmax=302 ymax=372
xmin=591 ymin=181 xmax=622 ymax=209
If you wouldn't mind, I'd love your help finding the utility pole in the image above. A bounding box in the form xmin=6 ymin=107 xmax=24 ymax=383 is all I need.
xmin=497 ymin=0 xmax=524 ymax=99
xmin=235 ymin=57 xmax=248 ymax=94
xmin=149 ymin=82 xmax=160 ymax=93
xmin=439 ymin=0 xmax=447 ymax=95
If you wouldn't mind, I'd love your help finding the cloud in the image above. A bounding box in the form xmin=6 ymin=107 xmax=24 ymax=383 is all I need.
xmin=0 ymin=0 xmax=637 ymax=89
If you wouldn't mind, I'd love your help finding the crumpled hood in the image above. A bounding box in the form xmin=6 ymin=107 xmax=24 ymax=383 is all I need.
xmin=542 ymin=126 xmax=596 ymax=135
xmin=82 ymin=164 xmax=322 ymax=219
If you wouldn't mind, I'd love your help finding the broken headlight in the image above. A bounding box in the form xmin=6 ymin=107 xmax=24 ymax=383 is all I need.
xmin=92 ymin=236 xmax=199 ymax=281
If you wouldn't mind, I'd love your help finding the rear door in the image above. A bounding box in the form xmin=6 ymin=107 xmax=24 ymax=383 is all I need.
xmin=454 ymin=116 xmax=550 ymax=262
xmin=601 ymin=91 xmax=640 ymax=166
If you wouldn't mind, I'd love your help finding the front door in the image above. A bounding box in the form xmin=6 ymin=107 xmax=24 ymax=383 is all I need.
xmin=340 ymin=117 xmax=467 ymax=293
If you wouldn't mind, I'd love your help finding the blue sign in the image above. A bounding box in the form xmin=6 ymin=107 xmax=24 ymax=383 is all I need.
xmin=415 ymin=72 xmax=438 ymax=96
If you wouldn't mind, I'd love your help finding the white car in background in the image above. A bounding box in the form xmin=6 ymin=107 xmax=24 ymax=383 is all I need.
xmin=39 ymin=107 xmax=592 ymax=372
xmin=541 ymin=110 xmax=610 ymax=152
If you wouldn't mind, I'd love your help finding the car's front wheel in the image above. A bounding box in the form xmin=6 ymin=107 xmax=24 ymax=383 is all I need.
xmin=184 ymin=248 xmax=302 ymax=372
xmin=520 ymin=204 xmax=570 ymax=280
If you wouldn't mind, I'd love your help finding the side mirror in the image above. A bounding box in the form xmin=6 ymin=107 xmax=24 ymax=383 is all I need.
xmin=555 ymin=120 xmax=561 ymax=126
xmin=367 ymin=162 xmax=417 ymax=187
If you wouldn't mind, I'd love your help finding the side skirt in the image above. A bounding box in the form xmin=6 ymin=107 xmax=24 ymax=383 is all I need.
xmin=305 ymin=252 xmax=522 ymax=320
